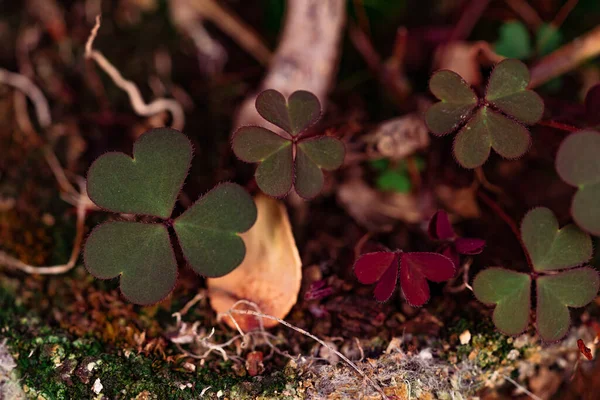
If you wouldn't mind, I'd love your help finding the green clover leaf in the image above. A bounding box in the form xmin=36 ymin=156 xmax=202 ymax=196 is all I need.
xmin=473 ymin=207 xmax=599 ymax=341
xmin=84 ymin=128 xmax=257 ymax=305
xmin=555 ymin=130 xmax=600 ymax=235
xmin=84 ymin=222 xmax=178 ymax=305
xmin=232 ymin=90 xmax=345 ymax=199
xmin=495 ymin=21 xmax=563 ymax=60
xmin=87 ymin=128 xmax=192 ymax=218
xmin=426 ymin=59 xmax=544 ymax=169
xmin=473 ymin=268 xmax=531 ymax=336
xmin=537 ymin=268 xmax=599 ymax=342
xmin=174 ymin=183 xmax=257 ymax=277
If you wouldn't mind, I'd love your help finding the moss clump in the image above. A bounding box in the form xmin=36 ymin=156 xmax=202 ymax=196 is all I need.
xmin=445 ymin=318 xmax=529 ymax=369
xmin=0 ymin=287 xmax=301 ymax=399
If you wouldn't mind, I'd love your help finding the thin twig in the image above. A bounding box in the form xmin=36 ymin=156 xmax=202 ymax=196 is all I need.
xmin=537 ymin=120 xmax=579 ymax=133
xmin=0 ymin=185 xmax=88 ymax=275
xmin=504 ymin=0 xmax=543 ymax=30
xmin=0 ymin=68 xmax=94 ymax=275
xmin=180 ymin=0 xmax=271 ymax=65
xmin=530 ymin=25 xmax=600 ymax=88
xmin=501 ymin=374 xmax=543 ymax=400
xmin=446 ymin=258 xmax=474 ymax=293
xmin=475 ymin=167 xmax=503 ymax=195
xmin=85 ymin=16 xmax=185 ymax=130
xmin=219 ymin=303 xmax=389 ymax=399
xmin=450 ymin=0 xmax=491 ymax=42
xmin=477 ymin=190 xmax=532 ymax=269
xmin=0 ymin=67 xmax=51 ymax=128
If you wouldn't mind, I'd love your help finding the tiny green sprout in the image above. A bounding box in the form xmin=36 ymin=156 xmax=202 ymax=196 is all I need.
xmin=473 ymin=207 xmax=599 ymax=342
xmin=555 ymin=130 xmax=600 ymax=236
xmin=425 ymin=59 xmax=544 ymax=169
xmin=84 ymin=128 xmax=257 ymax=305
xmin=369 ymin=157 xmax=425 ymax=193
xmin=232 ymin=89 xmax=345 ymax=199
xmin=495 ymin=21 xmax=562 ymax=59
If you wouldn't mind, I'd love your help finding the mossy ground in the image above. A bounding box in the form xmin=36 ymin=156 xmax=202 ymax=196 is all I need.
xmin=0 ymin=286 xmax=302 ymax=400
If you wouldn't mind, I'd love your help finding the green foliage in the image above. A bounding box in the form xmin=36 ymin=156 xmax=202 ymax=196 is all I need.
xmin=174 ymin=184 xmax=257 ymax=277
xmin=87 ymin=128 xmax=192 ymax=218
xmin=521 ymin=207 xmax=593 ymax=271
xmin=473 ymin=268 xmax=531 ymax=336
xmin=232 ymin=89 xmax=345 ymax=198
xmin=84 ymin=129 xmax=257 ymax=305
xmin=495 ymin=21 xmax=563 ymax=59
xmin=473 ymin=207 xmax=599 ymax=342
xmin=556 ymin=130 xmax=600 ymax=235
xmin=85 ymin=222 xmax=177 ymax=305
xmin=536 ymin=23 xmax=562 ymax=56
xmin=495 ymin=21 xmax=531 ymax=59
xmin=425 ymin=59 xmax=543 ymax=168
xmin=369 ymin=157 xmax=425 ymax=193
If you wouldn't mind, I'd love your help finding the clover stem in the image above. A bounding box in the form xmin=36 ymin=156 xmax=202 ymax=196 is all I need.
xmin=164 ymin=218 xmax=174 ymax=229
xmin=477 ymin=190 xmax=534 ymax=270
xmin=537 ymin=120 xmax=579 ymax=133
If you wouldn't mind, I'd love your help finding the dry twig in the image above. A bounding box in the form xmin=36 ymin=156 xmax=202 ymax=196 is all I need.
xmin=530 ymin=25 xmax=600 ymax=88
xmin=219 ymin=300 xmax=389 ymax=399
xmin=0 ymin=68 xmax=94 ymax=275
xmin=85 ymin=16 xmax=185 ymax=130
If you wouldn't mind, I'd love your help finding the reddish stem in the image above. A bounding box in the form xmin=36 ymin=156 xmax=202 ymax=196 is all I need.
xmin=477 ymin=190 xmax=533 ymax=270
xmin=538 ymin=120 xmax=579 ymax=132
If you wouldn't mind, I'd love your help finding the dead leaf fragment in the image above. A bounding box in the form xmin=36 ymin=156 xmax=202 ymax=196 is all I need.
xmin=337 ymin=178 xmax=432 ymax=231
xmin=365 ymin=114 xmax=429 ymax=160
xmin=207 ymin=195 xmax=302 ymax=331
xmin=434 ymin=41 xmax=503 ymax=86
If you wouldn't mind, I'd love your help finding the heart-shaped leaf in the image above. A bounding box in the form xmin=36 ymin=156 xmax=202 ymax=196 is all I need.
xmin=399 ymin=252 xmax=455 ymax=306
xmin=174 ymin=183 xmax=257 ymax=277
xmin=473 ymin=268 xmax=531 ymax=336
xmin=87 ymin=128 xmax=192 ymax=219
xmin=521 ymin=207 xmax=592 ymax=271
xmin=84 ymin=221 xmax=178 ymax=305
xmin=231 ymin=126 xmax=290 ymax=162
xmin=256 ymin=90 xmax=321 ymax=136
xmin=536 ymin=268 xmax=599 ymax=341
xmin=556 ymin=131 xmax=600 ymax=235
xmin=233 ymin=90 xmax=345 ymax=199
xmin=485 ymin=59 xmax=544 ymax=124
xmin=428 ymin=210 xmax=456 ymax=241
xmin=425 ymin=70 xmax=478 ymax=136
xmin=453 ymin=107 xmax=531 ymax=168
xmin=295 ymin=137 xmax=345 ymax=199
xmin=354 ymin=252 xmax=400 ymax=302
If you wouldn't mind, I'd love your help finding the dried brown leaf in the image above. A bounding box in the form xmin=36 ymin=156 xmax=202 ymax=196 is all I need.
xmin=207 ymin=194 xmax=302 ymax=331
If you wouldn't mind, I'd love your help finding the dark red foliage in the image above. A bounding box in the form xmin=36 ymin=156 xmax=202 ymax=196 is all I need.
xmin=577 ymin=339 xmax=593 ymax=361
xmin=353 ymin=250 xmax=455 ymax=305
xmin=428 ymin=210 xmax=485 ymax=267
xmin=354 ymin=252 xmax=400 ymax=302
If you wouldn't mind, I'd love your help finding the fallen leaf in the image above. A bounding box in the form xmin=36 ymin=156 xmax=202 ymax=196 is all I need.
xmin=365 ymin=114 xmax=430 ymax=160
xmin=338 ymin=178 xmax=432 ymax=232
xmin=207 ymin=194 xmax=302 ymax=331
xmin=434 ymin=41 xmax=504 ymax=86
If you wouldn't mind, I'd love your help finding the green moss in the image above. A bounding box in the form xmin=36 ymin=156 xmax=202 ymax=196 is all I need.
xmin=444 ymin=318 xmax=529 ymax=369
xmin=0 ymin=287 xmax=300 ymax=399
